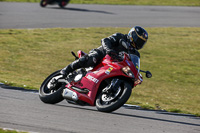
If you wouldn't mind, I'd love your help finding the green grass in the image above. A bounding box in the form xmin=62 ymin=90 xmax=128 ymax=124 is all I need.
xmin=0 ymin=0 xmax=200 ymax=6
xmin=0 ymin=128 xmax=27 ymax=133
xmin=0 ymin=27 xmax=200 ymax=116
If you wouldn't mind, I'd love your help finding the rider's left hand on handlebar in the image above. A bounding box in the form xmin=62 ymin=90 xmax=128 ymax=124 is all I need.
xmin=107 ymin=50 xmax=122 ymax=61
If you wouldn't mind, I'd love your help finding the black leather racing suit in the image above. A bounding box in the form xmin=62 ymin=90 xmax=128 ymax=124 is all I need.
xmin=60 ymin=33 xmax=140 ymax=76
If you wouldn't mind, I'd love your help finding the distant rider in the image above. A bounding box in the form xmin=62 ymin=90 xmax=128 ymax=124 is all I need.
xmin=60 ymin=26 xmax=148 ymax=78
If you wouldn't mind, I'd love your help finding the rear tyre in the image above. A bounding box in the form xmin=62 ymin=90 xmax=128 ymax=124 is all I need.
xmin=96 ymin=80 xmax=132 ymax=112
xmin=59 ymin=0 xmax=70 ymax=8
xmin=39 ymin=70 xmax=64 ymax=104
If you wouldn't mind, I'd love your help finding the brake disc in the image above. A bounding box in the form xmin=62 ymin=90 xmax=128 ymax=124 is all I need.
xmin=101 ymin=87 xmax=121 ymax=102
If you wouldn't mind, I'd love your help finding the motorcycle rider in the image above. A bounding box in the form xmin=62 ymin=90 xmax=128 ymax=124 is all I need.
xmin=60 ymin=26 xmax=148 ymax=78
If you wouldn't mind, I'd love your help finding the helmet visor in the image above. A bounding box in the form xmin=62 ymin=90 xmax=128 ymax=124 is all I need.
xmin=131 ymin=31 xmax=146 ymax=50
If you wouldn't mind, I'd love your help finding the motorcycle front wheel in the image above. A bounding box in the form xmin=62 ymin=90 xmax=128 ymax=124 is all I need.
xmin=95 ymin=80 xmax=132 ymax=112
xmin=40 ymin=0 xmax=48 ymax=7
xmin=39 ymin=70 xmax=64 ymax=104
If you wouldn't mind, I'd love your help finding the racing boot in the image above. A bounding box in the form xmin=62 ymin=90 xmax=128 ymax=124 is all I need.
xmin=60 ymin=65 xmax=73 ymax=78
xmin=60 ymin=59 xmax=82 ymax=78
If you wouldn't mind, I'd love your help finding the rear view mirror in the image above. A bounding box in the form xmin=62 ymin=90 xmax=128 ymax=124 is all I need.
xmin=146 ymin=71 xmax=152 ymax=78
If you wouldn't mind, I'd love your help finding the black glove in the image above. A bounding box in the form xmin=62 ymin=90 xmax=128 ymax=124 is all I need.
xmin=107 ymin=50 xmax=120 ymax=60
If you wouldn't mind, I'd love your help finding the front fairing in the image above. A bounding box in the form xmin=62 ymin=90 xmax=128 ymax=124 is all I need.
xmin=102 ymin=54 xmax=142 ymax=81
xmin=119 ymin=53 xmax=143 ymax=86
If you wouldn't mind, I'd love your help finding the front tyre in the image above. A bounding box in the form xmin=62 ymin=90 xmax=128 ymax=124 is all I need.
xmin=40 ymin=0 xmax=48 ymax=7
xmin=39 ymin=70 xmax=64 ymax=104
xmin=96 ymin=81 xmax=132 ymax=112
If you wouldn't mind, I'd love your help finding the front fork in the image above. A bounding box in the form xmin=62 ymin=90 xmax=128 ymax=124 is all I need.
xmin=103 ymin=78 xmax=123 ymax=93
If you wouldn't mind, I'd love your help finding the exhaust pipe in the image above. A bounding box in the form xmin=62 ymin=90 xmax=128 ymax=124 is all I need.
xmin=62 ymin=88 xmax=78 ymax=101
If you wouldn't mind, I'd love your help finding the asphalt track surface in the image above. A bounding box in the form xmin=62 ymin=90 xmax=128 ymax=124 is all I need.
xmin=1 ymin=2 xmax=200 ymax=133
xmin=0 ymin=85 xmax=200 ymax=133
xmin=0 ymin=2 xmax=200 ymax=29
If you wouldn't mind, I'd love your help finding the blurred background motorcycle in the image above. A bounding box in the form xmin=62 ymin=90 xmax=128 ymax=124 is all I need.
xmin=40 ymin=0 xmax=70 ymax=8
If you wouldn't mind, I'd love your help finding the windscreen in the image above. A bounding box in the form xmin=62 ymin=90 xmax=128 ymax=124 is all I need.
xmin=130 ymin=54 xmax=140 ymax=72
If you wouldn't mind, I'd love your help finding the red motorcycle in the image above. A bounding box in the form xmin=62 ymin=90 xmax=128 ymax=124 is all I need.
xmin=39 ymin=50 xmax=152 ymax=112
xmin=40 ymin=0 xmax=70 ymax=8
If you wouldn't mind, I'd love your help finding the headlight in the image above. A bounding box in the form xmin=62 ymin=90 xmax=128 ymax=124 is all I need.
xmin=122 ymin=66 xmax=134 ymax=78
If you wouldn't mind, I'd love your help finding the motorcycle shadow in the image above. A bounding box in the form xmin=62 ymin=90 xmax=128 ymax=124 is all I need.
xmin=55 ymin=102 xmax=98 ymax=112
xmin=112 ymin=111 xmax=200 ymax=127
xmin=55 ymin=102 xmax=200 ymax=127
xmin=47 ymin=7 xmax=115 ymax=15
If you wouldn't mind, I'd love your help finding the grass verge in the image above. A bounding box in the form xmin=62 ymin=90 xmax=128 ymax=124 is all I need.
xmin=0 ymin=128 xmax=27 ymax=133
xmin=0 ymin=27 xmax=200 ymax=116
xmin=0 ymin=0 xmax=200 ymax=6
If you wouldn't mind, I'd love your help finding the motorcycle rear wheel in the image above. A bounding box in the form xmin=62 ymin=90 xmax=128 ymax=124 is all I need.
xmin=59 ymin=0 xmax=70 ymax=8
xmin=39 ymin=70 xmax=64 ymax=104
xmin=95 ymin=80 xmax=132 ymax=112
